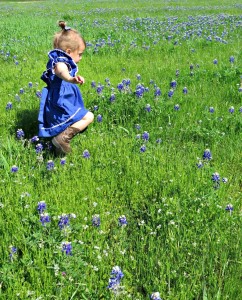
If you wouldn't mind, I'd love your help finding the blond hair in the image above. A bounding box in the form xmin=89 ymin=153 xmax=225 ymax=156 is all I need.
xmin=53 ymin=21 xmax=86 ymax=51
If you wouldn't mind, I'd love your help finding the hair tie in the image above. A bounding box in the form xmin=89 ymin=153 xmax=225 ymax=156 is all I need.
xmin=64 ymin=26 xmax=71 ymax=31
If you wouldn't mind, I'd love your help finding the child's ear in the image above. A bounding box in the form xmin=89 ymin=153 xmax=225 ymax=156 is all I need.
xmin=66 ymin=49 xmax=71 ymax=54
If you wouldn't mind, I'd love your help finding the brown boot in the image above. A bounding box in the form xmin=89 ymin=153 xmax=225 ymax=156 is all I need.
xmin=52 ymin=127 xmax=80 ymax=154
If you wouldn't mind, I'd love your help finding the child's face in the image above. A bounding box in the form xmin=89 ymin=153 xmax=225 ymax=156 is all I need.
xmin=68 ymin=39 xmax=85 ymax=64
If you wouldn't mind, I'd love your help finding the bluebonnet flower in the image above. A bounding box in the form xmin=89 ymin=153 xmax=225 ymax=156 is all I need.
xmin=229 ymin=56 xmax=235 ymax=63
xmin=176 ymin=69 xmax=180 ymax=77
xmin=36 ymin=90 xmax=41 ymax=98
xmin=135 ymin=124 xmax=141 ymax=130
xmin=156 ymin=138 xmax=162 ymax=144
xmin=30 ymin=136 xmax=39 ymax=143
xmin=47 ymin=160 xmax=54 ymax=170
xmin=92 ymin=214 xmax=101 ymax=227
xmin=190 ymin=64 xmax=194 ymax=70
xmin=28 ymin=82 xmax=33 ymax=88
xmin=142 ymin=131 xmax=149 ymax=141
xmin=37 ymin=201 xmax=47 ymax=214
xmin=9 ymin=246 xmax=17 ymax=261
xmin=91 ymin=81 xmax=96 ymax=88
xmin=136 ymin=84 xmax=145 ymax=98
xmin=213 ymin=59 xmax=218 ymax=64
xmin=149 ymin=79 xmax=154 ymax=85
xmin=239 ymin=106 xmax=242 ymax=113
xmin=58 ymin=214 xmax=70 ymax=229
xmin=107 ymin=266 xmax=124 ymax=291
xmin=60 ymin=158 xmax=66 ymax=165
xmin=203 ymin=149 xmax=212 ymax=160
xmin=228 ymin=106 xmax=234 ymax=113
xmin=118 ymin=215 xmax=127 ymax=226
xmin=170 ymin=80 xmax=177 ymax=88
xmin=6 ymin=102 xmax=12 ymax=110
xmin=209 ymin=107 xmax=215 ymax=113
xmin=109 ymin=94 xmax=115 ymax=102
xmin=196 ymin=161 xmax=203 ymax=168
xmin=96 ymin=84 xmax=104 ymax=95
xmin=11 ymin=165 xmax=18 ymax=173
xmin=97 ymin=114 xmax=103 ymax=122
xmin=145 ymin=104 xmax=151 ymax=112
xmin=82 ymin=149 xmax=90 ymax=159
xmin=19 ymin=88 xmax=24 ymax=94
xmin=222 ymin=177 xmax=228 ymax=183
xmin=16 ymin=128 xmax=25 ymax=139
xmin=225 ymin=204 xmax=233 ymax=211
xmin=136 ymin=134 xmax=141 ymax=139
xmin=183 ymin=87 xmax=188 ymax=94
xmin=212 ymin=172 xmax=220 ymax=189
xmin=154 ymin=87 xmax=161 ymax=97
xmin=174 ymin=104 xmax=180 ymax=111
xmin=15 ymin=60 xmax=19 ymax=65
xmin=93 ymin=105 xmax=98 ymax=111
xmin=40 ymin=213 xmax=51 ymax=226
xmin=136 ymin=74 xmax=141 ymax=80
xmin=168 ymin=89 xmax=174 ymax=98
xmin=61 ymin=241 xmax=72 ymax=255
xmin=117 ymin=82 xmax=124 ymax=92
xmin=140 ymin=145 xmax=146 ymax=152
xmin=150 ymin=292 xmax=162 ymax=300
xmin=35 ymin=143 xmax=43 ymax=154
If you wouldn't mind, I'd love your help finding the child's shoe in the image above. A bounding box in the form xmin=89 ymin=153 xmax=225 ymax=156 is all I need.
xmin=52 ymin=127 xmax=80 ymax=154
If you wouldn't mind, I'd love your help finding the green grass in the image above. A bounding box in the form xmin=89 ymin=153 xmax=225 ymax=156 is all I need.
xmin=0 ymin=0 xmax=241 ymax=299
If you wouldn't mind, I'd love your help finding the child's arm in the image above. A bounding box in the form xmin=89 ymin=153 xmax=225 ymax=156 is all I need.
xmin=54 ymin=62 xmax=84 ymax=84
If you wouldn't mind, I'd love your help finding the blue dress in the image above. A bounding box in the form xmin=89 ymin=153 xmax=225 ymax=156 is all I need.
xmin=38 ymin=49 xmax=89 ymax=138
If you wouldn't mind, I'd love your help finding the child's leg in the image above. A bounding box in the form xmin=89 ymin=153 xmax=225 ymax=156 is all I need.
xmin=71 ymin=112 xmax=94 ymax=131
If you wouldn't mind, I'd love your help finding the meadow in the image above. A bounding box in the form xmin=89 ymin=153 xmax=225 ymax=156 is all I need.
xmin=0 ymin=0 xmax=241 ymax=299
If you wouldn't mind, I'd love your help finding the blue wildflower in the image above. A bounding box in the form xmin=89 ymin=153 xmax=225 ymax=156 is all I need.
xmin=37 ymin=201 xmax=47 ymax=214
xmin=142 ymin=131 xmax=149 ymax=141
xmin=212 ymin=172 xmax=220 ymax=189
xmin=209 ymin=107 xmax=215 ymax=113
xmin=11 ymin=165 xmax=18 ymax=173
xmin=150 ymin=292 xmax=162 ymax=300
xmin=118 ymin=215 xmax=127 ymax=226
xmin=96 ymin=85 xmax=104 ymax=95
xmin=145 ymin=104 xmax=151 ymax=112
xmin=16 ymin=128 xmax=25 ymax=139
xmin=170 ymin=80 xmax=177 ymax=88
xmin=58 ymin=214 xmax=70 ymax=230
xmin=222 ymin=177 xmax=228 ymax=183
xmin=168 ymin=89 xmax=174 ymax=98
xmin=60 ymin=158 xmax=66 ymax=165
xmin=97 ymin=114 xmax=103 ymax=122
xmin=92 ymin=214 xmax=101 ymax=227
xmin=19 ymin=88 xmax=24 ymax=94
xmin=28 ymin=82 xmax=33 ymax=88
xmin=135 ymin=124 xmax=141 ymax=130
xmin=174 ymin=104 xmax=180 ymax=111
xmin=30 ymin=136 xmax=39 ymax=143
xmin=93 ymin=105 xmax=98 ymax=111
xmin=140 ymin=145 xmax=146 ymax=152
xmin=229 ymin=56 xmax=234 ymax=63
xmin=82 ymin=149 xmax=90 ymax=159
xmin=91 ymin=81 xmax=96 ymax=88
xmin=176 ymin=69 xmax=180 ymax=77
xmin=40 ymin=213 xmax=51 ymax=226
xmin=213 ymin=59 xmax=218 ymax=64
xmin=196 ymin=161 xmax=203 ymax=168
xmin=183 ymin=87 xmax=188 ymax=94
xmin=61 ymin=241 xmax=72 ymax=255
xmin=117 ymin=82 xmax=124 ymax=91
xmin=109 ymin=94 xmax=115 ymax=102
xmin=229 ymin=106 xmax=234 ymax=113
xmin=154 ymin=87 xmax=161 ymax=97
xmin=156 ymin=138 xmax=162 ymax=144
xmin=6 ymin=102 xmax=12 ymax=110
xmin=203 ymin=149 xmax=212 ymax=160
xmin=136 ymin=74 xmax=141 ymax=80
xmin=9 ymin=246 xmax=17 ymax=261
xmin=35 ymin=143 xmax=43 ymax=154
xmin=108 ymin=266 xmax=124 ymax=291
xmin=225 ymin=204 xmax=233 ymax=211
xmin=47 ymin=160 xmax=54 ymax=170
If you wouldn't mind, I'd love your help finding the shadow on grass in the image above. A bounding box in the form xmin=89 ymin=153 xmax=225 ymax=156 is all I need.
xmin=15 ymin=109 xmax=39 ymax=139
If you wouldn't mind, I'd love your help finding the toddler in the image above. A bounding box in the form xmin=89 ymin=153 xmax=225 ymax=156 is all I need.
xmin=38 ymin=21 xmax=94 ymax=154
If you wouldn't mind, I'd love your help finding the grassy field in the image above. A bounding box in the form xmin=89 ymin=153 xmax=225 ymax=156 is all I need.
xmin=0 ymin=0 xmax=241 ymax=299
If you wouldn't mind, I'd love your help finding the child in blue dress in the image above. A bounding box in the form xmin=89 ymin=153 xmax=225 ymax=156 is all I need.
xmin=38 ymin=21 xmax=94 ymax=154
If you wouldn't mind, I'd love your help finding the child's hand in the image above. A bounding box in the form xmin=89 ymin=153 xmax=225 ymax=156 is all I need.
xmin=73 ymin=75 xmax=85 ymax=85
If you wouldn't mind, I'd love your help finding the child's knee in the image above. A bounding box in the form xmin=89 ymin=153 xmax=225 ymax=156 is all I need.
xmin=87 ymin=111 xmax=94 ymax=123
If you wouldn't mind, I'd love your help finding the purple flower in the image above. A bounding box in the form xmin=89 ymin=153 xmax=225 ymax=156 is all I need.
xmin=82 ymin=149 xmax=90 ymax=159
xmin=140 ymin=145 xmax=146 ymax=152
xmin=61 ymin=241 xmax=72 ymax=255
xmin=93 ymin=105 xmax=98 ymax=111
xmin=145 ymin=104 xmax=151 ymax=112
xmin=168 ymin=89 xmax=174 ymax=98
xmin=37 ymin=201 xmax=47 ymax=214
xmin=156 ymin=138 xmax=162 ymax=144
xmin=118 ymin=215 xmax=127 ymax=226
xmin=19 ymin=88 xmax=24 ymax=94
xmin=203 ymin=149 xmax=212 ymax=160
xmin=154 ymin=87 xmax=161 ymax=97
xmin=196 ymin=161 xmax=203 ymax=168
xmin=11 ymin=165 xmax=18 ymax=173
xmin=117 ymin=82 xmax=124 ymax=91
xmin=9 ymin=246 xmax=17 ymax=261
xmin=174 ymin=104 xmax=180 ymax=111
xmin=213 ymin=59 xmax=218 ymax=64
xmin=58 ymin=214 xmax=70 ymax=229
xmin=209 ymin=107 xmax=215 ymax=113
xmin=222 ymin=177 xmax=228 ymax=183
xmin=229 ymin=56 xmax=235 ymax=63
xmin=136 ymin=134 xmax=141 ymax=139
xmin=60 ymin=158 xmax=66 ymax=165
xmin=108 ymin=266 xmax=124 ymax=291
xmin=109 ymin=94 xmax=115 ymax=102
xmin=212 ymin=172 xmax=220 ymax=189
xmin=225 ymin=204 xmax=233 ymax=211
xmin=16 ymin=128 xmax=25 ymax=139
xmin=6 ymin=102 xmax=12 ymax=110
xmin=136 ymin=74 xmax=141 ymax=80
xmin=150 ymin=292 xmax=162 ymax=300
xmin=92 ymin=214 xmax=101 ymax=227
xmin=190 ymin=64 xmax=194 ymax=70
xmin=97 ymin=114 xmax=103 ymax=122
xmin=91 ymin=81 xmax=96 ymax=88
xmin=30 ymin=136 xmax=39 ymax=143
xmin=136 ymin=84 xmax=145 ymax=98
xmin=183 ymin=87 xmax=188 ymax=94
xmin=46 ymin=160 xmax=54 ymax=171
xmin=28 ymin=82 xmax=33 ymax=88
xmin=35 ymin=143 xmax=43 ymax=154
xmin=40 ymin=213 xmax=51 ymax=226
xmin=135 ymin=124 xmax=141 ymax=130
xmin=229 ymin=106 xmax=234 ymax=113
xmin=170 ymin=80 xmax=177 ymax=88
xmin=96 ymin=85 xmax=104 ymax=95
xmin=142 ymin=131 xmax=149 ymax=141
